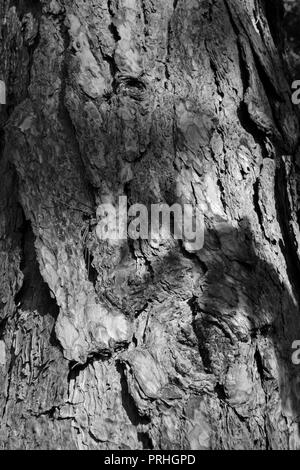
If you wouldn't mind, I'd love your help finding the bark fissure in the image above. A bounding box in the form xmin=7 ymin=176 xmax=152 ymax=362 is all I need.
xmin=275 ymin=160 xmax=300 ymax=304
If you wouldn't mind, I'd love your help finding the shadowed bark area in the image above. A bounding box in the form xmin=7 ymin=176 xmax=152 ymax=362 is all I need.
xmin=0 ymin=0 xmax=300 ymax=450
xmin=284 ymin=0 xmax=300 ymax=78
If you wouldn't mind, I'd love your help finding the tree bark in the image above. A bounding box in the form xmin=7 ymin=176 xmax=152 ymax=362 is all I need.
xmin=0 ymin=0 xmax=300 ymax=450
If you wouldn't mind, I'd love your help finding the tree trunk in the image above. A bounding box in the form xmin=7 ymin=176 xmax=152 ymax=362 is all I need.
xmin=1 ymin=0 xmax=300 ymax=450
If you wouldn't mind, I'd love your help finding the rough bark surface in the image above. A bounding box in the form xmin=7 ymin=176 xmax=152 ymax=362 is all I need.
xmin=284 ymin=0 xmax=300 ymax=77
xmin=1 ymin=0 xmax=300 ymax=450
